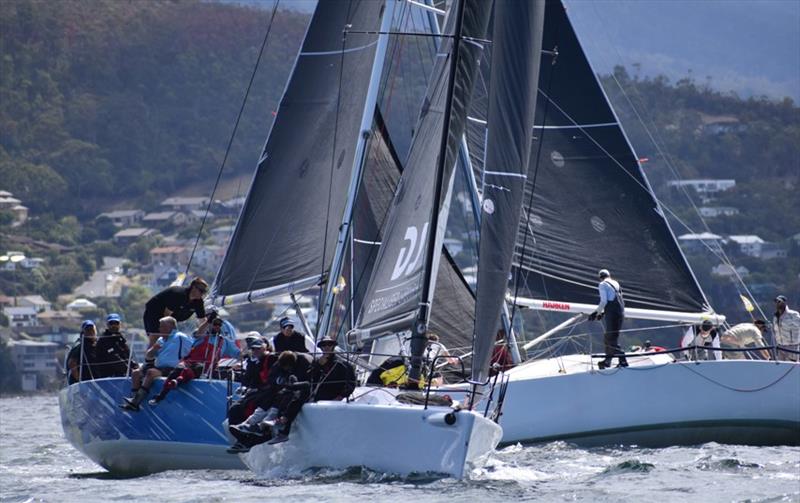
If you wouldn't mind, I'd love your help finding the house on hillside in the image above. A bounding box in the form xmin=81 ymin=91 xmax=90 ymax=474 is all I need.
xmin=698 ymin=113 xmax=747 ymax=135
xmin=4 ymin=306 xmax=39 ymax=327
xmin=0 ymin=192 xmax=29 ymax=226
xmin=760 ymin=242 xmax=788 ymax=260
xmin=193 ymin=244 xmax=225 ymax=271
xmin=728 ymin=235 xmax=766 ymax=257
xmin=678 ymin=232 xmax=723 ymax=253
xmin=150 ymin=246 xmax=189 ymax=269
xmin=143 ymin=211 xmax=188 ymax=228
xmin=17 ymin=295 xmax=51 ymax=312
xmin=160 ymin=196 xmax=209 ymax=213
xmin=7 ymin=339 xmax=59 ymax=391
xmin=66 ymin=298 xmax=98 ymax=312
xmin=711 ymin=264 xmax=750 ymax=278
xmin=210 ymin=225 xmax=235 ymax=246
xmin=698 ymin=206 xmax=739 ymax=218
xmin=97 ymin=210 xmax=145 ymax=227
xmin=187 ymin=209 xmax=215 ymax=224
xmin=113 ymin=227 xmax=157 ymax=244
xmin=668 ymin=179 xmax=736 ymax=195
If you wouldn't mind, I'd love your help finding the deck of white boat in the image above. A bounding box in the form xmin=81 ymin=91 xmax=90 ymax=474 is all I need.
xmin=505 ymin=352 xmax=676 ymax=380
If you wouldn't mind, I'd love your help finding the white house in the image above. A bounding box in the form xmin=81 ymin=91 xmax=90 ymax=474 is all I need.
xmin=97 ymin=210 xmax=145 ymax=227
xmin=698 ymin=206 xmax=740 ymax=218
xmin=728 ymin=235 xmax=766 ymax=257
xmin=4 ymin=306 xmax=39 ymax=327
xmin=66 ymin=298 xmax=98 ymax=312
xmin=677 ymin=232 xmax=724 ymax=252
xmin=668 ymin=179 xmax=736 ymax=194
xmin=711 ymin=264 xmax=750 ymax=278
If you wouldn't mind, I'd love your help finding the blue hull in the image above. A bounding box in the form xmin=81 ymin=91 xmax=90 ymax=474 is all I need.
xmin=59 ymin=377 xmax=245 ymax=473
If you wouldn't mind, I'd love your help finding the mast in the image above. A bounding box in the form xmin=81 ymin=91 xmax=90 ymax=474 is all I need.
xmin=317 ymin=0 xmax=397 ymax=342
xmin=407 ymin=0 xmax=467 ymax=383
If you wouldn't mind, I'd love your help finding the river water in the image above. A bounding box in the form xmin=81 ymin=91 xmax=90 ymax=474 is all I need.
xmin=1 ymin=394 xmax=798 ymax=502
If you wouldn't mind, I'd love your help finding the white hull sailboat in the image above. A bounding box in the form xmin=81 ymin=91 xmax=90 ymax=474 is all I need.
xmin=445 ymin=0 xmax=800 ymax=448
xmin=243 ymin=393 xmax=501 ymax=478
xmin=491 ymin=356 xmax=799 ymax=446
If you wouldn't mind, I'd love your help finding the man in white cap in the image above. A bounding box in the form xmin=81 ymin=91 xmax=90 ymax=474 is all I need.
xmin=773 ymin=295 xmax=800 ymax=361
xmin=589 ymin=269 xmax=627 ymax=369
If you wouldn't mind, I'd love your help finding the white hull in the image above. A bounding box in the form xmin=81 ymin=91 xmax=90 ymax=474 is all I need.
xmin=450 ymin=355 xmax=800 ymax=447
xmin=242 ymin=394 xmax=502 ymax=479
xmin=480 ymin=355 xmax=800 ymax=446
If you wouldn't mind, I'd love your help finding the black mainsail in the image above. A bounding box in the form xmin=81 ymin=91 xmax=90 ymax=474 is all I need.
xmin=471 ymin=1 xmax=545 ymax=384
xmin=508 ymin=0 xmax=711 ymax=315
xmin=212 ymin=1 xmax=389 ymax=305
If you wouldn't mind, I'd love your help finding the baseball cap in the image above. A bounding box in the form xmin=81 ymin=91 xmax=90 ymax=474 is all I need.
xmin=106 ymin=313 xmax=121 ymax=323
xmin=279 ymin=317 xmax=295 ymax=329
xmin=81 ymin=320 xmax=96 ymax=330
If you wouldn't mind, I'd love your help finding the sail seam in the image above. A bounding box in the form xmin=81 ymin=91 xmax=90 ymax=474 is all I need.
xmin=301 ymin=40 xmax=378 ymax=57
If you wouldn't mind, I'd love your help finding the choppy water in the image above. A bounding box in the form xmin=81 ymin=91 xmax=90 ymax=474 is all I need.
xmin=1 ymin=395 xmax=798 ymax=502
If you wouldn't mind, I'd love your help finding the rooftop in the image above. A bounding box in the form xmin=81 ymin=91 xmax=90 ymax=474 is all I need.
xmin=98 ymin=210 xmax=143 ymax=218
xmin=678 ymin=232 xmax=723 ymax=240
xmin=161 ymin=196 xmax=209 ymax=206
xmin=728 ymin=235 xmax=765 ymax=244
xmin=114 ymin=228 xmax=155 ymax=238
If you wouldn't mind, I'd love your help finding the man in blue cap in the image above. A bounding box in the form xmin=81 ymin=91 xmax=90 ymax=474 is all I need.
xmin=66 ymin=320 xmax=99 ymax=384
xmin=95 ymin=313 xmax=136 ymax=378
xmin=272 ymin=317 xmax=309 ymax=354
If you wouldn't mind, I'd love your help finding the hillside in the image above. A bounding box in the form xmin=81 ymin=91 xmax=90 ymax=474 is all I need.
xmin=0 ymin=0 xmax=308 ymax=217
xmin=0 ymin=0 xmax=797 ymax=324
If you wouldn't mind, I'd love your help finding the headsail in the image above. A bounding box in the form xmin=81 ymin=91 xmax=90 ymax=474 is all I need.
xmin=353 ymin=0 xmax=491 ymax=346
xmin=472 ymin=0 xmax=545 ymax=384
xmin=212 ymin=1 xmax=388 ymax=305
xmin=509 ymin=0 xmax=710 ymax=314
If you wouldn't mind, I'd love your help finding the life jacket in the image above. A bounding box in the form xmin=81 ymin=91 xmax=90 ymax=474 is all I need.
xmin=184 ymin=335 xmax=223 ymax=367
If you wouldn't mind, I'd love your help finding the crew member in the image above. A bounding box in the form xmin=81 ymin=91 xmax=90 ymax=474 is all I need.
xmin=774 ymin=295 xmax=800 ymax=361
xmin=142 ymin=277 xmax=208 ymax=346
xmin=590 ymin=269 xmax=627 ymax=369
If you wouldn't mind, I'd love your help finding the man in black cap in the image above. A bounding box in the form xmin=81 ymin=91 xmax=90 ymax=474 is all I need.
xmin=272 ymin=317 xmax=309 ymax=353
xmin=310 ymin=336 xmax=357 ymax=401
xmin=773 ymin=295 xmax=800 ymax=361
xmin=142 ymin=277 xmax=208 ymax=346
xmin=94 ymin=313 xmax=136 ymax=378
xmin=589 ymin=269 xmax=627 ymax=369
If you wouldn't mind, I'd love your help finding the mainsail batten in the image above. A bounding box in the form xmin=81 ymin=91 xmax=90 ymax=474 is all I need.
xmin=212 ymin=1 xmax=388 ymax=302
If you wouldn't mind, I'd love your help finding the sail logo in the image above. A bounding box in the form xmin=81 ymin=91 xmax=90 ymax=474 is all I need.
xmin=542 ymin=301 xmax=570 ymax=311
xmin=390 ymin=223 xmax=429 ymax=281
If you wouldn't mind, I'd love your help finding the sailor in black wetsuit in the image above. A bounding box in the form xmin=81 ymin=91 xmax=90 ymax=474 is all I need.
xmin=272 ymin=317 xmax=309 ymax=353
xmin=142 ymin=277 xmax=208 ymax=345
xmin=589 ymin=269 xmax=628 ymax=369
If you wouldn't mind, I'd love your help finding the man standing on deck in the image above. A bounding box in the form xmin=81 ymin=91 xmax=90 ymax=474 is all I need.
xmin=142 ymin=277 xmax=208 ymax=346
xmin=589 ymin=269 xmax=628 ymax=369
xmin=773 ymin=295 xmax=800 ymax=361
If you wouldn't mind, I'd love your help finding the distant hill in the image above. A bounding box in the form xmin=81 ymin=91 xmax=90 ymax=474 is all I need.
xmin=0 ymin=0 xmax=308 ymax=217
xmin=565 ymin=0 xmax=800 ymax=101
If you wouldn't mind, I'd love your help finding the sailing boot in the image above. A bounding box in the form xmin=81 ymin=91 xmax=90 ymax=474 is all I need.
xmin=121 ymin=387 xmax=149 ymax=412
xmin=597 ymin=360 xmax=611 ymax=370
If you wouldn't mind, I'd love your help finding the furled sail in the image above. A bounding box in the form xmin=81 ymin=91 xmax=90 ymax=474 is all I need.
xmin=212 ymin=1 xmax=388 ymax=305
xmin=509 ymin=0 xmax=709 ymax=314
xmin=472 ymin=0 xmax=545 ymax=384
xmin=354 ymin=0 xmax=491 ymax=341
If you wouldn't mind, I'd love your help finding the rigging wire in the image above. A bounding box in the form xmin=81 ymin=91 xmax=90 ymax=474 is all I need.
xmin=185 ymin=0 xmax=281 ymax=280
xmin=582 ymin=2 xmax=767 ymax=323
xmin=507 ymin=15 xmax=563 ymax=335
